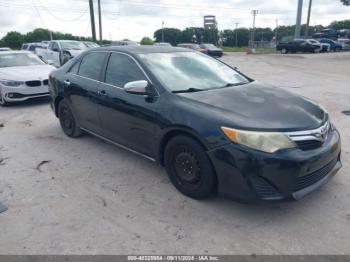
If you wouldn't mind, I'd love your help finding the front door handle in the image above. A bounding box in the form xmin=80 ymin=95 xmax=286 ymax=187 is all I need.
xmin=64 ymin=80 xmax=71 ymax=87
xmin=98 ymin=90 xmax=107 ymax=96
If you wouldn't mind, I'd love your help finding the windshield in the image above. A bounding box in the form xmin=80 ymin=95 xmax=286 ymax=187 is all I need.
xmin=0 ymin=53 xmax=45 ymax=67
xmin=202 ymin=44 xmax=217 ymax=48
xmin=60 ymin=41 xmax=87 ymax=50
xmin=139 ymin=52 xmax=249 ymax=92
xmin=84 ymin=42 xmax=99 ymax=48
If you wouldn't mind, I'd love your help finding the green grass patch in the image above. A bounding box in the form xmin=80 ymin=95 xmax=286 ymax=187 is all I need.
xmin=222 ymin=47 xmax=247 ymax=52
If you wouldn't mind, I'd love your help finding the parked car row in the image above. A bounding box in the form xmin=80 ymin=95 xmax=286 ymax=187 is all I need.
xmin=176 ymin=43 xmax=223 ymax=57
xmin=277 ymin=38 xmax=345 ymax=54
xmin=0 ymin=39 xmax=101 ymax=105
xmin=21 ymin=40 xmax=100 ymax=67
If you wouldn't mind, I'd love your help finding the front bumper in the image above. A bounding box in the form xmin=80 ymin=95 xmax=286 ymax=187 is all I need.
xmin=1 ymin=85 xmax=49 ymax=103
xmin=207 ymin=129 xmax=342 ymax=202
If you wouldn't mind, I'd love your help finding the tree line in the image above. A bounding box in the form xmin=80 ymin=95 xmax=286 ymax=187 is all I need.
xmin=0 ymin=28 xmax=111 ymax=49
xmin=0 ymin=20 xmax=349 ymax=49
xmin=153 ymin=20 xmax=350 ymax=47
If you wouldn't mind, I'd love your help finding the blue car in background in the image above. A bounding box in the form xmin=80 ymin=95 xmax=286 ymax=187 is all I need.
xmin=319 ymin=38 xmax=343 ymax=52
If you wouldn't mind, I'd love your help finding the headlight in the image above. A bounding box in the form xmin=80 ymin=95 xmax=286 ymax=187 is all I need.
xmin=221 ymin=127 xmax=297 ymax=153
xmin=0 ymin=80 xmax=24 ymax=87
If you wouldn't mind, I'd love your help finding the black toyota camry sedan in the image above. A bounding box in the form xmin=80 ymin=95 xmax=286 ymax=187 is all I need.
xmin=49 ymin=46 xmax=342 ymax=202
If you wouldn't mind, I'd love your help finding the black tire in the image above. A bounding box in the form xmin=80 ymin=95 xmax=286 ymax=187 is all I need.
xmin=57 ymin=99 xmax=83 ymax=137
xmin=164 ymin=135 xmax=217 ymax=199
xmin=0 ymin=90 xmax=9 ymax=106
xmin=281 ymin=48 xmax=288 ymax=54
xmin=335 ymin=47 xmax=341 ymax=52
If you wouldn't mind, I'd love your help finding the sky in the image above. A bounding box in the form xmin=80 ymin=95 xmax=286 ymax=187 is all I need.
xmin=0 ymin=0 xmax=349 ymax=41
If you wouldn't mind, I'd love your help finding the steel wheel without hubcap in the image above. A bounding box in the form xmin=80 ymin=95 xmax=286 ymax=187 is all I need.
xmin=164 ymin=136 xmax=217 ymax=199
xmin=58 ymin=100 xmax=83 ymax=137
xmin=174 ymin=148 xmax=201 ymax=185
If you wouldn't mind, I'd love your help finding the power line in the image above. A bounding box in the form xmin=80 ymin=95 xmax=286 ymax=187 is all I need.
xmin=31 ymin=0 xmax=48 ymax=29
xmin=36 ymin=0 xmax=88 ymax=22
xmin=0 ymin=1 xmax=298 ymax=19
xmin=1 ymin=0 xmax=296 ymax=15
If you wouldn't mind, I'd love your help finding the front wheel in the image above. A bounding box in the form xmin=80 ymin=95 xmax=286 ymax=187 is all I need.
xmin=164 ymin=136 xmax=217 ymax=199
xmin=58 ymin=99 xmax=83 ymax=137
xmin=281 ymin=48 xmax=288 ymax=54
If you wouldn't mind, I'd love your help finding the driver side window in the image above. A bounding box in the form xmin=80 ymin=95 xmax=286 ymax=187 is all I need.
xmin=105 ymin=53 xmax=146 ymax=88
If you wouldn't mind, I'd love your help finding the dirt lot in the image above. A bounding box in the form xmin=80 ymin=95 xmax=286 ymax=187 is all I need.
xmin=0 ymin=52 xmax=349 ymax=255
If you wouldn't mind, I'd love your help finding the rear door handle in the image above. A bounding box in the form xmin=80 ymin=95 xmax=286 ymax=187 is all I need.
xmin=98 ymin=90 xmax=107 ymax=96
xmin=64 ymin=80 xmax=71 ymax=87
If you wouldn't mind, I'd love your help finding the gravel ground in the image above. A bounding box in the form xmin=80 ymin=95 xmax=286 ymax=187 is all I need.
xmin=0 ymin=52 xmax=349 ymax=255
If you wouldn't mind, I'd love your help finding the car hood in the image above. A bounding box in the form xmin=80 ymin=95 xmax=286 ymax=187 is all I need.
xmin=0 ymin=65 xmax=56 ymax=81
xmin=177 ymin=82 xmax=327 ymax=132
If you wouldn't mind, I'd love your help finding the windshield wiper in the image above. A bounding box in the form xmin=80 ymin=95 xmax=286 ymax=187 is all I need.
xmin=214 ymin=82 xmax=247 ymax=89
xmin=172 ymin=88 xmax=206 ymax=93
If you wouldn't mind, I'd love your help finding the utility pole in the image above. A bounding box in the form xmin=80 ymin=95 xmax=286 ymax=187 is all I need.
xmin=251 ymin=10 xmax=258 ymax=48
xmin=235 ymin=22 xmax=239 ymax=47
xmin=98 ymin=0 xmax=102 ymax=43
xmin=275 ymin=19 xmax=278 ymax=46
xmin=162 ymin=21 xmax=165 ymax=42
xmin=89 ymin=0 xmax=96 ymax=41
xmin=305 ymin=0 xmax=313 ymax=37
xmin=295 ymin=0 xmax=303 ymax=39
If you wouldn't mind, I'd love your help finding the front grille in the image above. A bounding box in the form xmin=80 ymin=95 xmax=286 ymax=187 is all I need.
xmin=7 ymin=92 xmax=49 ymax=98
xmin=295 ymin=140 xmax=323 ymax=151
xmin=287 ymin=121 xmax=332 ymax=151
xmin=25 ymin=80 xmax=41 ymax=87
xmin=295 ymin=158 xmax=338 ymax=191
xmin=43 ymin=79 xmax=48 ymax=85
xmin=249 ymin=176 xmax=282 ymax=200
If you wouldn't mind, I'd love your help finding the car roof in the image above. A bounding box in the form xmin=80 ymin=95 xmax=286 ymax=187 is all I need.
xmin=90 ymin=45 xmax=193 ymax=55
xmin=54 ymin=40 xmax=82 ymax=42
xmin=0 ymin=51 xmax=32 ymax=55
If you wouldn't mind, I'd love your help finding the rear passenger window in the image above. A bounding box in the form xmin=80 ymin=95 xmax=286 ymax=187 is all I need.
xmin=105 ymin=53 xmax=146 ymax=87
xmin=78 ymin=52 xmax=106 ymax=81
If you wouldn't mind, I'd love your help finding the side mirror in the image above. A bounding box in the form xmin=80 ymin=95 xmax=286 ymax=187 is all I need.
xmin=52 ymin=48 xmax=60 ymax=52
xmin=124 ymin=80 xmax=149 ymax=95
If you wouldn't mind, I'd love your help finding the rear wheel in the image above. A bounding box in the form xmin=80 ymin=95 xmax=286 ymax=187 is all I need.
xmin=58 ymin=99 xmax=83 ymax=137
xmin=164 ymin=135 xmax=217 ymax=199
